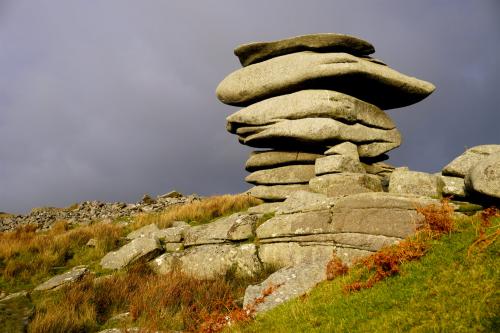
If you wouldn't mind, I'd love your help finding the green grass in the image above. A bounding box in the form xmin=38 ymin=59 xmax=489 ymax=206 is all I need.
xmin=230 ymin=216 xmax=500 ymax=333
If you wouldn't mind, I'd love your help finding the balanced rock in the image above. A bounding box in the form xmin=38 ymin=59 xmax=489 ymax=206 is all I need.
xmin=245 ymin=150 xmax=321 ymax=171
xmin=248 ymin=184 xmax=311 ymax=201
xmin=324 ymin=141 xmax=360 ymax=159
xmin=226 ymin=90 xmax=396 ymax=133
xmin=245 ymin=165 xmax=316 ymax=185
xmin=309 ymin=173 xmax=382 ymax=197
xmin=465 ymin=153 xmax=500 ymax=201
xmin=216 ymin=51 xmax=436 ymax=109
xmin=235 ymin=33 xmax=375 ymax=66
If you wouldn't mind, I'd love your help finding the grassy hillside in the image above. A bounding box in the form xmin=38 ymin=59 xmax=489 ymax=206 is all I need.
xmin=231 ymin=212 xmax=499 ymax=333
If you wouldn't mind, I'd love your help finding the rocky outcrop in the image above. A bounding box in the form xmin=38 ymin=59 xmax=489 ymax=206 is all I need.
xmin=100 ymin=237 xmax=163 ymax=270
xmin=465 ymin=153 xmax=500 ymax=202
xmin=0 ymin=192 xmax=198 ymax=232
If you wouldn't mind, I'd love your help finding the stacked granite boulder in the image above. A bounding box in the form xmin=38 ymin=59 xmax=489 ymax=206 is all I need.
xmin=216 ymin=33 xmax=435 ymax=201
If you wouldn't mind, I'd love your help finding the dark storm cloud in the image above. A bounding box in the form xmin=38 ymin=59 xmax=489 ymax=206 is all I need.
xmin=1 ymin=0 xmax=499 ymax=213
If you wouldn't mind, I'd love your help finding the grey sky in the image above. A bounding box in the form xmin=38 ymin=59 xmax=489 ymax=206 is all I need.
xmin=1 ymin=0 xmax=499 ymax=213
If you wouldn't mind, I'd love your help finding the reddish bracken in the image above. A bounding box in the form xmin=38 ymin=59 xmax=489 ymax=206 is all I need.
xmin=326 ymin=253 xmax=349 ymax=280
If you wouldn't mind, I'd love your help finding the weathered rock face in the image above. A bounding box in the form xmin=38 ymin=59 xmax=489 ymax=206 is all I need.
xmin=235 ymin=33 xmax=375 ymax=66
xmin=465 ymin=153 xmax=500 ymax=202
xmin=309 ymin=173 xmax=383 ymax=197
xmin=217 ymin=51 xmax=435 ymax=109
xmin=245 ymin=150 xmax=322 ymax=171
xmin=389 ymin=169 xmax=444 ymax=198
xmin=100 ymin=237 xmax=163 ymax=270
xmin=227 ymin=90 xmax=396 ymax=133
xmin=248 ymin=184 xmax=311 ymax=201
xmin=245 ymin=165 xmax=316 ymax=185
xmin=442 ymin=145 xmax=500 ymax=177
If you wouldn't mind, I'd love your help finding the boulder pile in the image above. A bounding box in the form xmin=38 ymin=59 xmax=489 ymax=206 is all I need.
xmin=217 ymin=33 xmax=435 ymax=201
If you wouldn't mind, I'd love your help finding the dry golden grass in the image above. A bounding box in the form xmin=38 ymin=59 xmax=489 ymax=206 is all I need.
xmin=132 ymin=194 xmax=262 ymax=229
xmin=29 ymin=262 xmax=273 ymax=333
xmin=0 ymin=220 xmax=123 ymax=290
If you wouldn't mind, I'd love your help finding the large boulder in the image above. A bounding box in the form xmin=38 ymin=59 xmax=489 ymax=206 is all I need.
xmin=151 ymin=244 xmax=262 ymax=279
xmin=235 ymin=33 xmax=375 ymax=66
xmin=183 ymin=213 xmax=257 ymax=246
xmin=248 ymin=184 xmax=311 ymax=201
xmin=245 ymin=150 xmax=321 ymax=171
xmin=388 ymin=169 xmax=444 ymax=198
xmin=243 ymin=258 xmax=331 ymax=314
xmin=237 ymin=118 xmax=401 ymax=156
xmin=226 ymin=90 xmax=396 ymax=133
xmin=465 ymin=153 xmax=500 ymax=202
xmin=309 ymin=173 xmax=383 ymax=197
xmin=256 ymin=210 xmax=332 ymax=239
xmin=100 ymin=237 xmax=163 ymax=270
xmin=245 ymin=165 xmax=316 ymax=185
xmin=216 ymin=51 xmax=435 ymax=109
xmin=442 ymin=145 xmax=500 ymax=177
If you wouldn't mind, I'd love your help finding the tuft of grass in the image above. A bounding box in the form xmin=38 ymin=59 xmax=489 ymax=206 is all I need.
xmin=230 ymin=211 xmax=500 ymax=333
xmin=0 ymin=220 xmax=124 ymax=292
xmin=132 ymin=194 xmax=262 ymax=229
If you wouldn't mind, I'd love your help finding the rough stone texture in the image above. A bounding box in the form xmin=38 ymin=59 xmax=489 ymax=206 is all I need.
xmin=34 ymin=266 xmax=89 ymax=291
xmin=324 ymin=142 xmax=360 ymax=159
xmin=183 ymin=213 xmax=257 ymax=246
xmin=126 ymin=223 xmax=160 ymax=240
xmin=389 ymin=169 xmax=444 ymax=197
xmin=235 ymin=33 xmax=375 ymax=66
xmin=329 ymin=193 xmax=441 ymax=238
xmin=151 ymin=244 xmax=262 ymax=279
xmin=247 ymin=202 xmax=283 ymax=215
xmin=0 ymin=291 xmax=33 ymax=333
xmin=258 ymin=243 xmax=370 ymax=268
xmin=276 ymin=191 xmax=336 ymax=215
xmin=227 ymin=90 xmax=396 ymax=133
xmin=100 ymin=237 xmax=163 ymax=270
xmin=164 ymin=242 xmax=183 ymax=252
xmin=363 ymin=162 xmax=395 ymax=176
xmin=440 ymin=175 xmax=466 ymax=198
xmin=243 ymin=258 xmax=331 ymax=314
xmin=245 ymin=150 xmax=322 ymax=171
xmin=257 ymin=210 xmax=332 ymax=239
xmin=238 ymin=118 xmax=402 ymax=156
xmin=155 ymin=225 xmax=189 ymax=243
xmin=216 ymin=51 xmax=436 ymax=109
xmin=248 ymin=184 xmax=311 ymax=201
xmin=315 ymin=155 xmax=365 ymax=175
xmin=442 ymin=145 xmax=500 ymax=177
xmin=245 ymin=164 xmax=316 ymax=185
xmin=309 ymin=173 xmax=383 ymax=197
xmin=465 ymin=153 xmax=500 ymax=201
xmin=259 ymin=233 xmax=401 ymax=252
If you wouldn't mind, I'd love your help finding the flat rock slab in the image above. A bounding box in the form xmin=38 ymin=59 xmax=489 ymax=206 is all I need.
xmin=248 ymin=184 xmax=311 ymax=201
xmin=238 ymin=118 xmax=401 ymax=157
xmin=309 ymin=173 xmax=383 ymax=197
xmin=216 ymin=51 xmax=435 ymax=109
xmin=324 ymin=142 xmax=360 ymax=159
xmin=151 ymin=244 xmax=262 ymax=279
xmin=258 ymin=242 xmax=370 ymax=268
xmin=245 ymin=150 xmax=322 ymax=172
xmin=257 ymin=210 xmax=332 ymax=239
xmin=34 ymin=266 xmax=89 ymax=291
xmin=243 ymin=258 xmax=331 ymax=314
xmin=465 ymin=153 xmax=500 ymax=201
xmin=227 ymin=90 xmax=396 ymax=134
xmin=442 ymin=145 xmax=500 ymax=177
xmin=183 ymin=213 xmax=257 ymax=246
xmin=389 ymin=169 xmax=444 ymax=198
xmin=235 ymin=33 xmax=375 ymax=66
xmin=246 ymin=164 xmax=316 ymax=185
xmin=100 ymin=237 xmax=162 ymax=270
xmin=315 ymin=155 xmax=365 ymax=175
xmin=276 ymin=190 xmax=336 ymax=215
xmin=247 ymin=202 xmax=283 ymax=215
